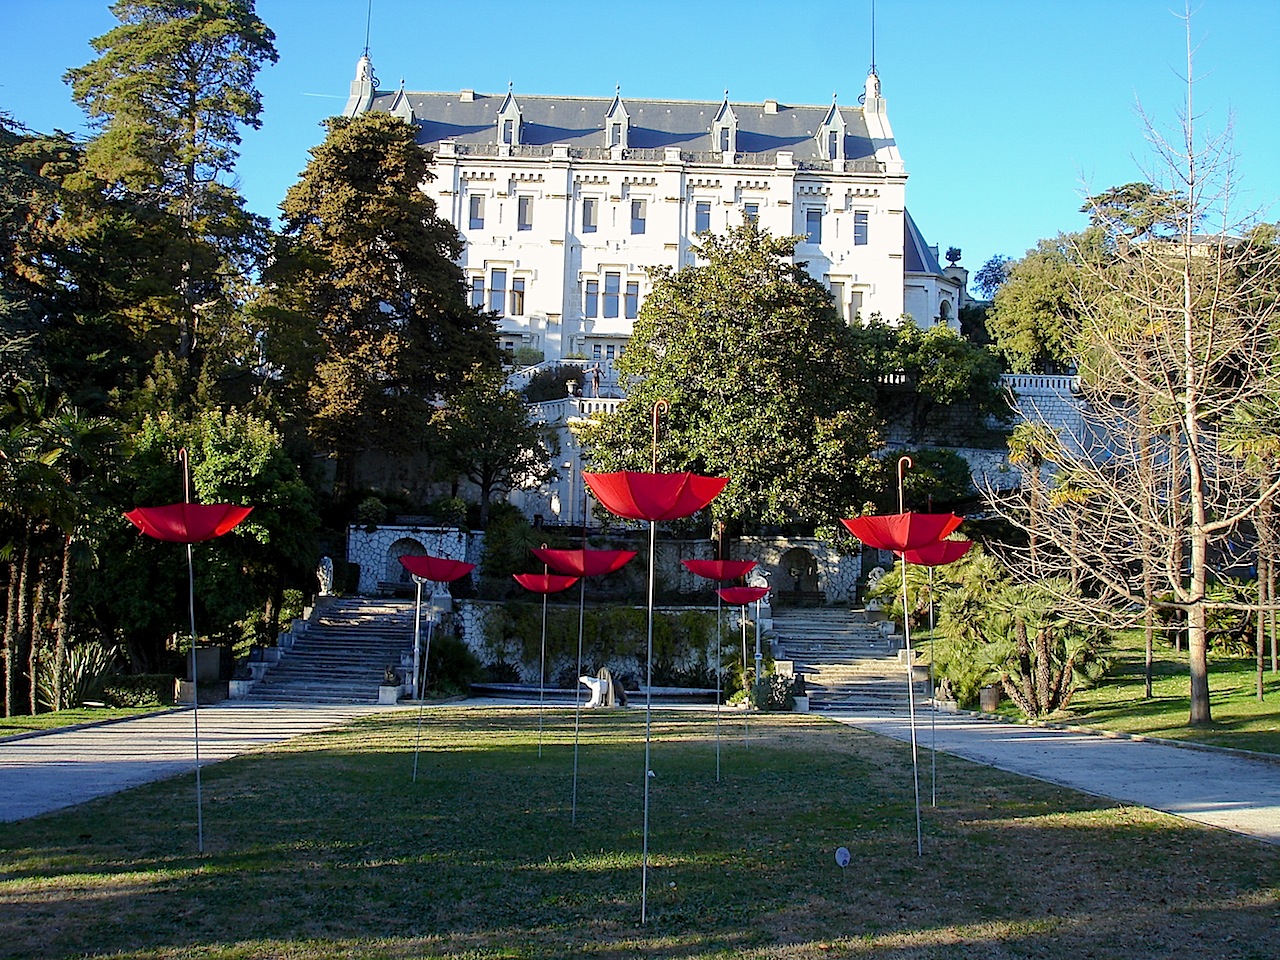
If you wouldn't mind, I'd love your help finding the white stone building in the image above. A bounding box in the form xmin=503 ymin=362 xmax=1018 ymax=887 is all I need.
xmin=342 ymin=57 xmax=966 ymax=367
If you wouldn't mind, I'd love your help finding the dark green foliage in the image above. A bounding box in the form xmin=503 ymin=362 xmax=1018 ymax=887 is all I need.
xmin=99 ymin=672 xmax=176 ymax=707
xmin=583 ymin=222 xmax=885 ymax=531
xmin=425 ymin=631 xmax=484 ymax=696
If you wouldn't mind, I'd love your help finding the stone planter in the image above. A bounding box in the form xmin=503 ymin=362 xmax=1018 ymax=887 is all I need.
xmin=792 ymin=695 xmax=810 ymax=713
xmin=378 ymin=683 xmax=403 ymax=705
xmin=248 ymin=661 xmax=269 ymax=681
xmin=261 ymin=647 xmax=282 ymax=664
xmin=277 ymin=631 xmax=296 ymax=651
xmin=228 ymin=678 xmax=255 ymax=698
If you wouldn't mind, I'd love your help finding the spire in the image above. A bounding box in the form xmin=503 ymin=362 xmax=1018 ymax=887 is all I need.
xmin=344 ymin=51 xmax=378 ymax=117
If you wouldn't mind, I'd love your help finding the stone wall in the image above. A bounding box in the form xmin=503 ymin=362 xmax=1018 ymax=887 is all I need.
xmin=346 ymin=525 xmax=481 ymax=595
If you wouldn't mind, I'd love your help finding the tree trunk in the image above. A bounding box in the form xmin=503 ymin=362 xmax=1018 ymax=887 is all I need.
xmin=1186 ymin=514 xmax=1212 ymax=725
xmin=54 ymin=535 xmax=74 ymax=711
xmin=12 ymin=533 xmax=33 ymax=717
xmin=1257 ymin=566 xmax=1266 ymax=701
xmin=2 ymin=560 xmax=17 ymax=718
xmin=29 ymin=574 xmax=48 ymax=715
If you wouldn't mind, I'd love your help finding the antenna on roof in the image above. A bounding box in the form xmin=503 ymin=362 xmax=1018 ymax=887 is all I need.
xmin=363 ymin=0 xmax=373 ymax=57
xmin=869 ymin=0 xmax=877 ymax=76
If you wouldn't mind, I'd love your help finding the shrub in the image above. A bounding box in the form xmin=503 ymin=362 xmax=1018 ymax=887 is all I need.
xmin=426 ymin=632 xmax=484 ymax=696
xmin=100 ymin=674 xmax=176 ymax=708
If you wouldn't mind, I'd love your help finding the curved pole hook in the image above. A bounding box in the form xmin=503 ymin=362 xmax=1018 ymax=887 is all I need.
xmin=651 ymin=399 xmax=670 ymax=474
xmin=897 ymin=455 xmax=913 ymax=515
xmin=178 ymin=447 xmax=191 ymax=504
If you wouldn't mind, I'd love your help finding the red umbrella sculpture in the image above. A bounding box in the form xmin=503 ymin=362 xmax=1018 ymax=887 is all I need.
xmin=581 ymin=399 xmax=728 ymax=924
xmin=399 ymin=553 xmax=477 ymax=782
xmin=532 ymin=546 xmax=635 ymax=824
xmin=124 ymin=448 xmax=252 ymax=855
xmin=682 ymin=558 xmax=757 ymax=780
xmin=899 ymin=537 xmax=973 ymax=806
xmin=840 ymin=456 xmax=963 ymax=857
xmin=717 ymin=585 xmax=770 ymax=747
xmin=513 ymin=567 xmax=580 ymax=757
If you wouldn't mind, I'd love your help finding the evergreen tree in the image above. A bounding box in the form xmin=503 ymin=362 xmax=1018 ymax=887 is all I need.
xmin=266 ymin=111 xmax=499 ymax=493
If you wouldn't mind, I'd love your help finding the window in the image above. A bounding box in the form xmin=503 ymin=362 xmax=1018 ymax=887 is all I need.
xmin=469 ymin=276 xmax=484 ymax=309
xmin=502 ymin=119 xmax=514 ymax=144
xmin=511 ymin=277 xmax=526 ymax=316
xmin=489 ymin=269 xmax=507 ymax=314
xmin=828 ymin=129 xmax=839 ymax=160
xmin=744 ymin=202 xmax=759 ymax=224
xmin=829 ymin=281 xmax=844 ymax=318
xmin=854 ymin=210 xmax=868 ymax=246
xmin=582 ymin=198 xmax=598 ymax=233
xmin=518 ymin=196 xmax=533 ymax=231
xmin=606 ymin=344 xmax=616 ymax=360
xmin=805 ymin=208 xmax=822 ymax=243
xmin=850 ymin=290 xmax=864 ymax=321
xmin=584 ymin=280 xmax=599 ymax=318
xmin=610 ymin=122 xmax=622 ymax=146
xmin=719 ymin=127 xmax=730 ymax=152
xmin=469 ymin=194 xmax=484 ymax=230
xmin=625 ymin=280 xmax=639 ymax=319
xmin=695 ymin=201 xmax=711 ymax=234
xmin=603 ymin=272 xmax=620 ymax=318
xmin=631 ymin=199 xmax=646 ymax=234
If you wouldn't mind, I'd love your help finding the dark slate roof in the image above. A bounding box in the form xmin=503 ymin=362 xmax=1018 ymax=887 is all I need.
xmin=904 ymin=210 xmax=944 ymax=276
xmin=368 ymin=90 xmax=876 ymax=164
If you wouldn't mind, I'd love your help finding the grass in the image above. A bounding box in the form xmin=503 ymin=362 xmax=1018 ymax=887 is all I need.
xmin=0 ymin=705 xmax=170 ymax=738
xmin=1054 ymin=632 xmax=1280 ymax=755
xmin=2 ymin=706 xmax=1277 ymax=959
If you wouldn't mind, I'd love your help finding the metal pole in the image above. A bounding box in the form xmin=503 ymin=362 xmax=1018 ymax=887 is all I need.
xmin=572 ymin=576 xmax=586 ymax=824
xmin=753 ymin=595 xmax=763 ymax=709
xmin=412 ymin=580 xmax=435 ymax=783
xmin=178 ymin=448 xmax=203 ymax=855
xmin=897 ymin=455 xmax=923 ymax=857
xmin=641 ymin=518 xmax=656 ymax=924
xmin=714 ymin=592 xmax=723 ymax=782
xmin=741 ymin=609 xmax=750 ymax=746
xmin=928 ymin=565 xmax=937 ymax=807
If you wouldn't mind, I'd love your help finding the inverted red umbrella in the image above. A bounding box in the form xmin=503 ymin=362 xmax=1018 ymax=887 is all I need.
xmin=682 ymin=558 xmax=758 ymax=780
xmin=840 ymin=512 xmax=962 ymax=552
xmin=840 ymin=456 xmax=964 ymax=857
xmin=399 ymin=553 xmax=477 ymax=783
xmin=514 ymin=569 xmax=580 ymax=757
xmin=125 ymin=449 xmax=252 ymax=855
xmin=533 ymin=546 xmax=636 ymax=824
xmin=582 ymin=399 xmax=728 ymax=924
xmin=896 ymin=537 xmax=973 ymax=807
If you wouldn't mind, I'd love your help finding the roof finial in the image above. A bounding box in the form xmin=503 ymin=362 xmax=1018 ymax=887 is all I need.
xmin=508 ymin=79 xmax=514 ymax=93
xmin=832 ymin=91 xmax=838 ymax=103
xmin=616 ymin=83 xmax=621 ymax=97
xmin=723 ymin=88 xmax=730 ymax=101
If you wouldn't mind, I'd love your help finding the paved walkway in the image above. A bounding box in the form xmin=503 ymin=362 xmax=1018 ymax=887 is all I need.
xmin=0 ymin=702 xmax=389 ymax=823
xmin=1 ymin=701 xmax=1277 ymax=846
xmin=833 ymin=710 xmax=1280 ymax=845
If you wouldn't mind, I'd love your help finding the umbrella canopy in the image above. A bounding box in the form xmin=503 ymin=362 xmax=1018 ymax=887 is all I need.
xmin=513 ymin=572 xmax=580 ymax=594
xmin=717 ymin=585 xmax=770 ymax=605
xmin=583 ymin=471 xmax=728 ymax=522
xmin=125 ymin=503 xmax=253 ymax=543
xmin=841 ymin=512 xmax=963 ymax=552
xmin=531 ymin=547 xmax=636 ymax=578
xmin=900 ymin=539 xmax=973 ymax=566
xmin=399 ymin=554 xmax=476 ymax=582
xmin=682 ymin=559 xmax=757 ymax=582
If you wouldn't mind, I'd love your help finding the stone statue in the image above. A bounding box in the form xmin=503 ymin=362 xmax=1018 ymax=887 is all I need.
xmin=317 ymin=556 xmax=334 ymax=596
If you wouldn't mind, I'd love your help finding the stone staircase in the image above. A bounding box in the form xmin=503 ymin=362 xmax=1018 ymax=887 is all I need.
xmin=245 ymin=598 xmax=415 ymax=704
xmin=771 ymin=608 xmax=928 ymax=713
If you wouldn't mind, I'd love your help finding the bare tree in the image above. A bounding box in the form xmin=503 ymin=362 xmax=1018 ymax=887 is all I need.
xmin=988 ymin=13 xmax=1280 ymax=725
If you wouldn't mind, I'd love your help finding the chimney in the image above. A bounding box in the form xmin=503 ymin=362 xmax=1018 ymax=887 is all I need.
xmin=460 ymin=89 xmax=475 ymax=102
xmin=764 ymin=99 xmax=779 ymax=114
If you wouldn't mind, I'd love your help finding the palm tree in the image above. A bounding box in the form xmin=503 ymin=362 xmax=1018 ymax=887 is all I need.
xmin=1006 ymin=422 xmax=1061 ymax=578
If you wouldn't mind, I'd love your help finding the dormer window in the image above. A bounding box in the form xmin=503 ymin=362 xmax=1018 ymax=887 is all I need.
xmin=605 ymin=91 xmax=630 ymax=149
xmin=496 ymin=89 xmax=522 ymax=147
xmin=818 ymin=99 xmax=846 ymax=162
xmin=712 ymin=92 xmax=737 ymax=154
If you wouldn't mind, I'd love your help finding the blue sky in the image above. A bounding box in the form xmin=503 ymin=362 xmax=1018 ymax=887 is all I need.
xmin=2 ymin=0 xmax=1277 ymax=274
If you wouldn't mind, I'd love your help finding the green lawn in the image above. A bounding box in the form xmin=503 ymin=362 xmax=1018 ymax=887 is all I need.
xmin=1 ymin=707 xmax=1276 ymax=959
xmin=0 ymin=705 xmax=170 ymax=738
xmin=1058 ymin=632 xmax=1280 ymax=755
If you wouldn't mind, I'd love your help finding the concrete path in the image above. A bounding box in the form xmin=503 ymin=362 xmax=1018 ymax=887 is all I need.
xmin=833 ymin=710 xmax=1280 ymax=845
xmin=0 ymin=702 xmax=390 ymax=823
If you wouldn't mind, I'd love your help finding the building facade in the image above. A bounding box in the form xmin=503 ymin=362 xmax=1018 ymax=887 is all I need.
xmin=343 ymin=57 xmax=965 ymax=367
